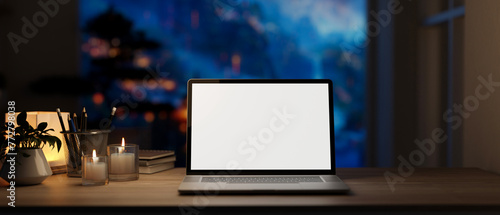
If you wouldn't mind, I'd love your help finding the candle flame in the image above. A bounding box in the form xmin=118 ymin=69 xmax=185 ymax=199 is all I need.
xmin=92 ymin=149 xmax=99 ymax=163
xmin=121 ymin=137 xmax=125 ymax=146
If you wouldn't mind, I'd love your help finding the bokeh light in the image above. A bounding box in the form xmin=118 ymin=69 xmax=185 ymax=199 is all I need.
xmin=92 ymin=92 xmax=105 ymax=105
xmin=144 ymin=111 xmax=155 ymax=123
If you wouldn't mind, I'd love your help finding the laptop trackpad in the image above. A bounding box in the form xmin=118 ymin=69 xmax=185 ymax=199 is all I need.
xmin=225 ymin=183 xmax=301 ymax=190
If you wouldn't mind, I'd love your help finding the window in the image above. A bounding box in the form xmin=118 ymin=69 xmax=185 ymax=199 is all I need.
xmin=79 ymin=0 xmax=367 ymax=167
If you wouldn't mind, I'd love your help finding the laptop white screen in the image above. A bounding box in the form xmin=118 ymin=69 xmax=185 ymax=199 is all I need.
xmin=190 ymin=83 xmax=332 ymax=170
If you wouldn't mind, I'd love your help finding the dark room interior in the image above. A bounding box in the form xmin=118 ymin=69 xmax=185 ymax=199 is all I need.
xmin=1 ymin=0 xmax=500 ymax=214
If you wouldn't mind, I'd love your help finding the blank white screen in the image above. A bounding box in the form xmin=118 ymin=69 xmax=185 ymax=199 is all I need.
xmin=191 ymin=83 xmax=331 ymax=170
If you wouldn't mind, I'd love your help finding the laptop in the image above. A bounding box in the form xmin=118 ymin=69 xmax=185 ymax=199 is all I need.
xmin=178 ymin=79 xmax=350 ymax=194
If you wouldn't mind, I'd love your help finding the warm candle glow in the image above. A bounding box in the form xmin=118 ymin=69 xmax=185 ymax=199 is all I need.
xmin=92 ymin=149 xmax=98 ymax=163
xmin=119 ymin=137 xmax=126 ymax=154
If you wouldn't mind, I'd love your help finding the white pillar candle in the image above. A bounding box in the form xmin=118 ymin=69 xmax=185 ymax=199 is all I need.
xmin=110 ymin=152 xmax=135 ymax=173
xmin=109 ymin=137 xmax=137 ymax=174
xmin=82 ymin=149 xmax=108 ymax=185
xmin=85 ymin=160 xmax=107 ymax=181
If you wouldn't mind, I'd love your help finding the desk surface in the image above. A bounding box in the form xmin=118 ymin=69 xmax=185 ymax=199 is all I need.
xmin=3 ymin=168 xmax=500 ymax=211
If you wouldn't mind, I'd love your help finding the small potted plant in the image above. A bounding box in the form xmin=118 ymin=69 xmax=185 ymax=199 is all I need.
xmin=0 ymin=111 xmax=62 ymax=185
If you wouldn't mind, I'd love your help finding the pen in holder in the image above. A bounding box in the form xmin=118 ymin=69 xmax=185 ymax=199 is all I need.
xmin=61 ymin=130 xmax=111 ymax=177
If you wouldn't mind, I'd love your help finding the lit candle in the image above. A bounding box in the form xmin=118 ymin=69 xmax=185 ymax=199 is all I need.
xmin=110 ymin=138 xmax=136 ymax=174
xmin=83 ymin=149 xmax=107 ymax=182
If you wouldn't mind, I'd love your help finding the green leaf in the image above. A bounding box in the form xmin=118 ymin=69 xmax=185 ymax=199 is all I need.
xmin=39 ymin=135 xmax=50 ymax=144
xmin=55 ymin=137 xmax=62 ymax=152
xmin=37 ymin=122 xmax=48 ymax=131
xmin=15 ymin=126 xmax=23 ymax=139
xmin=42 ymin=136 xmax=62 ymax=152
xmin=17 ymin=111 xmax=27 ymax=125
xmin=34 ymin=138 xmax=41 ymax=148
xmin=43 ymin=128 xmax=55 ymax=133
xmin=19 ymin=122 xmax=30 ymax=133
xmin=50 ymin=136 xmax=62 ymax=152
xmin=46 ymin=136 xmax=55 ymax=145
xmin=27 ymin=125 xmax=35 ymax=133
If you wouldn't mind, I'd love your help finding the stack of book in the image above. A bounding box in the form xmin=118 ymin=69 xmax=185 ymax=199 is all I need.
xmin=138 ymin=150 xmax=176 ymax=174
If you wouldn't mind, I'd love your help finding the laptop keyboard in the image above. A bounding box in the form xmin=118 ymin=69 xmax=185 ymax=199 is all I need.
xmin=201 ymin=176 xmax=323 ymax=183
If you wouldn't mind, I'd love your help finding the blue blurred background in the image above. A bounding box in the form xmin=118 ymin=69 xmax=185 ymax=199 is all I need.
xmin=78 ymin=0 xmax=367 ymax=167
xmin=0 ymin=0 xmax=474 ymax=171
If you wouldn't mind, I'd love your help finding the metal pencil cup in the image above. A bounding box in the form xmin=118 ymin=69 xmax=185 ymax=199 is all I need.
xmin=61 ymin=130 xmax=111 ymax=177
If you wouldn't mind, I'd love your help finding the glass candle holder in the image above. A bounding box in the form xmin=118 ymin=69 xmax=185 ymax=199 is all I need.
xmin=82 ymin=155 xmax=108 ymax=186
xmin=62 ymin=130 xmax=111 ymax=178
xmin=107 ymin=144 xmax=139 ymax=181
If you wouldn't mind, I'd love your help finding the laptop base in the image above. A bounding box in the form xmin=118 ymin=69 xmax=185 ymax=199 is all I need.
xmin=178 ymin=175 xmax=350 ymax=194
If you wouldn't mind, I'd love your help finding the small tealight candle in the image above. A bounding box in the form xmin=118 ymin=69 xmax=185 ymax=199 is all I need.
xmin=107 ymin=137 xmax=139 ymax=181
xmin=82 ymin=149 xmax=108 ymax=186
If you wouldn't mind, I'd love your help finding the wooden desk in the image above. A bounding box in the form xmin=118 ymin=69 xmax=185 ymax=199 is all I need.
xmin=2 ymin=168 xmax=500 ymax=214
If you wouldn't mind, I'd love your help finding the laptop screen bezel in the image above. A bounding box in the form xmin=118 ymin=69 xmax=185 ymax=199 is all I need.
xmin=186 ymin=79 xmax=336 ymax=175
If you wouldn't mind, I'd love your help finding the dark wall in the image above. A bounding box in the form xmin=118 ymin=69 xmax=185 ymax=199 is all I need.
xmin=0 ymin=0 xmax=79 ymax=122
